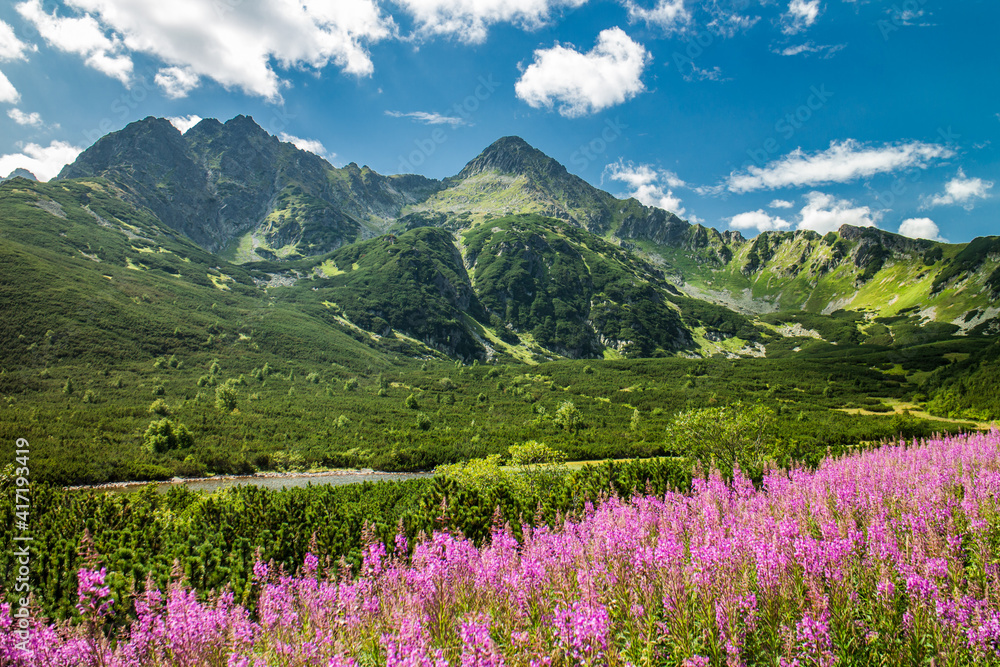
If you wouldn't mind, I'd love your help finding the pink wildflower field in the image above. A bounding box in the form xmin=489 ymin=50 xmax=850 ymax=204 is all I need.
xmin=4 ymin=430 xmax=1000 ymax=666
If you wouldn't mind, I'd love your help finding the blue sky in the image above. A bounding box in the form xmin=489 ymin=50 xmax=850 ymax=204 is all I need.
xmin=0 ymin=0 xmax=996 ymax=243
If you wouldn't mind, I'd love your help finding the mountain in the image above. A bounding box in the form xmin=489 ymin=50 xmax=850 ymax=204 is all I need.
xmin=60 ymin=116 xmax=443 ymax=258
xmin=2 ymin=168 xmax=37 ymax=181
xmin=399 ymin=136 xmax=707 ymax=248
xmin=22 ymin=115 xmax=999 ymax=363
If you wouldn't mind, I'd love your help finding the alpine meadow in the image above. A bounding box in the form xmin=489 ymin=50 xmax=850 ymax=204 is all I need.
xmin=1 ymin=1 xmax=999 ymax=665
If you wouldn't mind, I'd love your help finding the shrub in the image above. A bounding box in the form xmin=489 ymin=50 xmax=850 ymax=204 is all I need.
xmin=664 ymin=401 xmax=775 ymax=481
xmin=405 ymin=394 xmax=419 ymax=410
xmin=149 ymin=399 xmax=171 ymax=416
xmin=416 ymin=412 xmax=432 ymax=431
xmin=143 ymin=418 xmax=194 ymax=454
xmin=554 ymin=400 xmax=582 ymax=432
xmin=508 ymin=440 xmax=567 ymax=466
xmin=215 ymin=379 xmax=239 ymax=412
xmin=344 ymin=378 xmax=359 ymax=392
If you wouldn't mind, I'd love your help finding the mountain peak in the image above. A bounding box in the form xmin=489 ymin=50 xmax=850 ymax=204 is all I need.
xmin=458 ymin=136 xmax=562 ymax=179
xmin=2 ymin=168 xmax=37 ymax=182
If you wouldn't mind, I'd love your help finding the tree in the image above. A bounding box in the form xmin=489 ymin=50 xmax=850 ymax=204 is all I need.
xmin=508 ymin=440 xmax=567 ymax=466
xmin=554 ymin=400 xmax=582 ymax=433
xmin=215 ymin=379 xmax=239 ymax=412
xmin=143 ymin=419 xmax=194 ymax=453
xmin=664 ymin=401 xmax=775 ymax=481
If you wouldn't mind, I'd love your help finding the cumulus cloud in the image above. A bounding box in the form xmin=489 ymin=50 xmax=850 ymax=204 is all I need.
xmin=396 ymin=0 xmax=586 ymax=43
xmin=0 ymin=140 xmax=82 ymax=181
xmin=0 ymin=71 xmax=19 ymax=104
xmin=17 ymin=0 xmax=133 ymax=85
xmin=730 ymin=210 xmax=791 ymax=232
xmin=279 ymin=132 xmax=336 ymax=162
xmin=0 ymin=19 xmax=33 ymax=61
xmin=605 ymin=160 xmax=687 ymax=215
xmin=7 ymin=108 xmax=42 ymax=126
xmin=732 ymin=192 xmax=881 ymax=236
xmin=922 ymin=169 xmax=994 ymax=210
xmin=0 ymin=18 xmax=35 ymax=104
xmin=155 ymin=66 xmax=199 ymax=99
xmin=725 ymin=140 xmax=954 ymax=193
xmin=623 ymin=0 xmax=690 ymax=32
xmin=166 ymin=114 xmax=202 ymax=134
xmin=781 ymin=0 xmax=820 ymax=35
xmin=797 ymin=191 xmax=880 ymax=235
xmin=899 ymin=217 xmax=945 ymax=242
xmin=385 ymin=110 xmax=469 ymax=127
xmin=17 ymin=0 xmax=393 ymax=101
xmin=515 ymin=27 xmax=650 ymax=118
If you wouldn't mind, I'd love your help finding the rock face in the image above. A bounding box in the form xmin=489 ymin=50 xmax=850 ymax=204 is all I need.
xmin=60 ymin=116 xmax=443 ymax=255
xmin=59 ymin=121 xmax=705 ymax=256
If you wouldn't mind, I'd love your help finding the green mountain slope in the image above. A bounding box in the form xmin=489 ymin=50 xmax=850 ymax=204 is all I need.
xmin=35 ymin=116 xmax=1000 ymax=361
xmin=0 ymin=176 xmax=414 ymax=373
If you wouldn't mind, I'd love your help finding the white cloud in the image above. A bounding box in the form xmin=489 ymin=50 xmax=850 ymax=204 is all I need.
xmin=0 ymin=70 xmax=18 ymax=104
xmin=515 ymin=27 xmax=650 ymax=118
xmin=155 ymin=66 xmax=199 ymax=99
xmin=899 ymin=218 xmax=945 ymax=242
xmin=385 ymin=110 xmax=469 ymax=127
xmin=396 ymin=0 xmax=587 ymax=43
xmin=605 ymin=160 xmax=686 ymax=215
xmin=922 ymin=169 xmax=994 ymax=210
xmin=778 ymin=42 xmax=845 ymax=58
xmin=797 ymin=191 xmax=880 ymax=235
xmin=0 ymin=140 xmax=82 ymax=181
xmin=17 ymin=0 xmax=393 ymax=101
xmin=0 ymin=19 xmax=33 ymax=61
xmin=624 ymin=0 xmax=690 ymax=32
xmin=725 ymin=140 xmax=954 ymax=193
xmin=730 ymin=210 xmax=791 ymax=232
xmin=782 ymin=0 xmax=820 ymax=35
xmin=166 ymin=114 xmax=202 ymax=134
xmin=707 ymin=12 xmax=759 ymax=37
xmin=730 ymin=192 xmax=881 ymax=235
xmin=7 ymin=108 xmax=42 ymax=126
xmin=279 ymin=132 xmax=336 ymax=162
xmin=17 ymin=0 xmax=133 ymax=85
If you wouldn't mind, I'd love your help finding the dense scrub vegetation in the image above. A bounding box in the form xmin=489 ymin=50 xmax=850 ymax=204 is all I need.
xmin=0 ymin=456 xmax=693 ymax=621
xmin=0 ymin=338 xmax=978 ymax=486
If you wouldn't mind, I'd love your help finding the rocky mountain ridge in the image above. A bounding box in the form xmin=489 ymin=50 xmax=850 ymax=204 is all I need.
xmin=5 ymin=114 xmax=993 ymax=361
